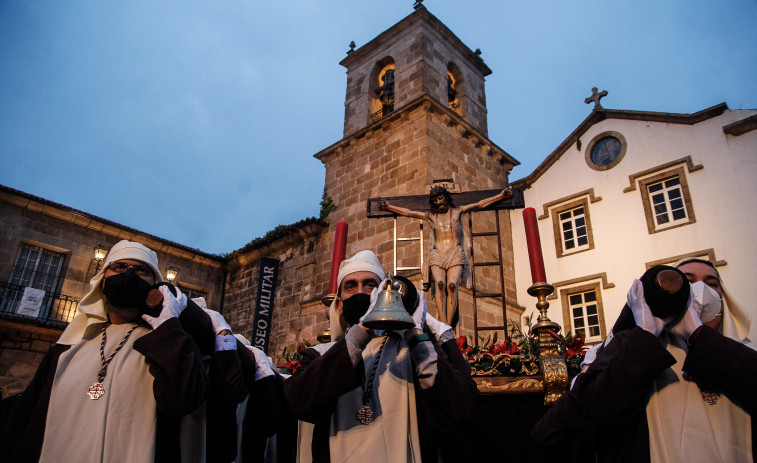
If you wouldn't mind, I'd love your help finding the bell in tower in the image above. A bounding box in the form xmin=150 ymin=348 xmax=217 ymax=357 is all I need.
xmin=378 ymin=69 xmax=395 ymax=108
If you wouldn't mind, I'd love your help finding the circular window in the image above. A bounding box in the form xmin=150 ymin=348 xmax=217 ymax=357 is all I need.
xmin=585 ymin=132 xmax=627 ymax=171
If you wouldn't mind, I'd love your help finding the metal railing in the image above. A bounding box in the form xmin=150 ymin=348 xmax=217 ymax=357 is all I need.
xmin=0 ymin=281 xmax=79 ymax=329
xmin=370 ymin=105 xmax=394 ymax=123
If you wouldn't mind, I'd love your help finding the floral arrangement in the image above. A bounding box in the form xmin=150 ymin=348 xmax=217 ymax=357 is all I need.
xmin=459 ymin=315 xmax=588 ymax=378
xmin=276 ymin=341 xmax=311 ymax=375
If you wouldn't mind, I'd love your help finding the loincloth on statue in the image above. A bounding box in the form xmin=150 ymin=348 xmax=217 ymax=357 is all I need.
xmin=427 ymin=245 xmax=466 ymax=270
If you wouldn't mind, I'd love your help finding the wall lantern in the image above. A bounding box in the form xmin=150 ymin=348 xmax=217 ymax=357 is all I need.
xmin=165 ymin=266 xmax=180 ymax=283
xmin=93 ymin=244 xmax=108 ymax=273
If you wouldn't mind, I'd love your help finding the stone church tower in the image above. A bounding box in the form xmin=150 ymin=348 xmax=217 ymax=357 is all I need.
xmin=308 ymin=5 xmax=522 ymax=342
xmin=221 ymin=5 xmax=522 ymax=357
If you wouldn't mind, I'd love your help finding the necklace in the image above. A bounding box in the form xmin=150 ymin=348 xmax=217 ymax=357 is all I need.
xmin=357 ymin=333 xmax=389 ymax=425
xmin=87 ymin=323 xmax=139 ymax=400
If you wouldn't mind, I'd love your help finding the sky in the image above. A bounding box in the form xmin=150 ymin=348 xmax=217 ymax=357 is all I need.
xmin=1 ymin=0 xmax=755 ymax=255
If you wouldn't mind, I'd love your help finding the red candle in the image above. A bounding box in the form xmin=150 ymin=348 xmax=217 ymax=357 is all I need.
xmin=327 ymin=222 xmax=349 ymax=294
xmin=523 ymin=208 xmax=547 ymax=283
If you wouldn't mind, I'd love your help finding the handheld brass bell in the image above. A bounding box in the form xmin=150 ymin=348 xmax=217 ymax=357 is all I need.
xmin=361 ymin=273 xmax=415 ymax=331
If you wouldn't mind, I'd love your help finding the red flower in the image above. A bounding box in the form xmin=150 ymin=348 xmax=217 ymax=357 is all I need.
xmin=277 ymin=360 xmax=302 ymax=374
xmin=456 ymin=336 xmax=468 ymax=351
xmin=563 ymin=335 xmax=587 ymax=358
xmin=488 ymin=340 xmax=520 ymax=355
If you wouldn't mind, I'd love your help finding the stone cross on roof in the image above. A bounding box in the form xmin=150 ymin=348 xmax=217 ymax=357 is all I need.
xmin=413 ymin=0 xmax=424 ymax=10
xmin=584 ymin=87 xmax=608 ymax=109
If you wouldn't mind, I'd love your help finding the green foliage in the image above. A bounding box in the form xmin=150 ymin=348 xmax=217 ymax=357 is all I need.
xmin=508 ymin=314 xmax=539 ymax=357
xmin=319 ymin=190 xmax=337 ymax=219
xmin=277 ymin=340 xmax=312 ymax=375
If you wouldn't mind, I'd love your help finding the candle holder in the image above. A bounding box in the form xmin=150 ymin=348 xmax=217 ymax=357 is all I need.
xmin=527 ymin=282 xmax=568 ymax=406
xmin=321 ymin=293 xmax=336 ymax=308
xmin=316 ymin=293 xmax=337 ymax=343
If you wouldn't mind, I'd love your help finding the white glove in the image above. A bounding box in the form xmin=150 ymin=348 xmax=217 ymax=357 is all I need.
xmin=247 ymin=345 xmax=275 ymax=381
xmin=425 ymin=309 xmax=452 ymax=341
xmin=627 ymin=279 xmax=666 ymax=337
xmin=142 ymin=285 xmax=187 ymax=329
xmin=666 ymin=296 xmax=703 ymax=341
xmin=202 ymin=308 xmax=232 ymax=335
xmin=410 ymin=290 xmax=427 ymax=332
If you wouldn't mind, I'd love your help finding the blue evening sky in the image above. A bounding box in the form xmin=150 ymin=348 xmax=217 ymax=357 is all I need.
xmin=1 ymin=0 xmax=755 ymax=254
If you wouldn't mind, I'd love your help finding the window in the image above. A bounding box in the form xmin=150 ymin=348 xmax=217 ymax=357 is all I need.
xmin=585 ymin=131 xmax=627 ymax=171
xmin=636 ymin=166 xmax=696 ymax=234
xmin=559 ymin=281 xmax=607 ymax=344
xmin=559 ymin=206 xmax=589 ymax=252
xmin=591 ymin=137 xmax=622 ymax=166
xmin=549 ymin=196 xmax=596 ymax=257
xmin=647 ymin=177 xmax=687 ymax=228
xmin=1 ymin=243 xmax=74 ymax=323
xmin=569 ymin=290 xmax=601 ymax=340
xmin=179 ymin=285 xmax=207 ymax=302
xmin=369 ymin=59 xmax=395 ymax=123
xmin=446 ymin=62 xmax=464 ymax=115
xmin=9 ymin=244 xmax=65 ymax=292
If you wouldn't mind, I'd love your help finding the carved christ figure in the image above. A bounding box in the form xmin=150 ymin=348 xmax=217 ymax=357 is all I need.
xmin=380 ymin=186 xmax=512 ymax=325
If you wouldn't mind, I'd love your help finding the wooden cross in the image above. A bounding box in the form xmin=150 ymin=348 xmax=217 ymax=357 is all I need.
xmin=584 ymin=87 xmax=608 ymax=109
xmin=366 ymin=187 xmax=524 ymax=218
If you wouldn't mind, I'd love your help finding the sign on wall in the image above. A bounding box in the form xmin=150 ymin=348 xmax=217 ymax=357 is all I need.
xmin=252 ymin=257 xmax=279 ymax=354
xmin=16 ymin=287 xmax=46 ymax=318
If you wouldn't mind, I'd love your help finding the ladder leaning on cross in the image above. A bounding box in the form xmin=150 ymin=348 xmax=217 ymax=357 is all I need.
xmin=366 ymin=184 xmax=524 ymax=342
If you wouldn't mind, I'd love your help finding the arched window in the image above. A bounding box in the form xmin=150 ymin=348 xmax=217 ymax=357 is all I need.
xmin=447 ymin=63 xmax=464 ymax=115
xmin=370 ymin=59 xmax=395 ymax=123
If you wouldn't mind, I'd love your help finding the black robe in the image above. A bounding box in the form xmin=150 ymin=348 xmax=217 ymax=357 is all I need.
xmin=283 ymin=332 xmax=478 ymax=462
xmin=0 ymin=318 xmax=208 ymax=463
xmin=532 ymin=326 xmax=757 ymax=462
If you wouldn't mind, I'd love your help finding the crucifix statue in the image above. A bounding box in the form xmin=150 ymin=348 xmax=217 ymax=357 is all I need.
xmin=377 ymin=186 xmax=512 ymax=325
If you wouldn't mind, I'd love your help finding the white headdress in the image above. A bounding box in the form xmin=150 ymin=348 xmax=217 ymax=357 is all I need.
xmin=328 ymin=250 xmax=385 ymax=342
xmin=58 ymin=240 xmax=163 ymax=345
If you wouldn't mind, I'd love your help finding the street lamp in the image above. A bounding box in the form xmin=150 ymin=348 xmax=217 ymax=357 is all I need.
xmin=165 ymin=265 xmax=180 ymax=284
xmin=94 ymin=244 xmax=108 ymax=273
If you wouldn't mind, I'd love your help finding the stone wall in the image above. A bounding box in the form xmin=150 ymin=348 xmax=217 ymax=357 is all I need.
xmin=222 ymin=220 xmax=327 ymax=359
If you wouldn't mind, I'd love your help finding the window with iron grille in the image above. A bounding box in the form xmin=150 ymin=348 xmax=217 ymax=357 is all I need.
xmin=1 ymin=243 xmax=74 ymax=323
xmin=10 ymin=244 xmax=65 ymax=292
xmin=647 ymin=177 xmax=687 ymax=229
xmin=569 ymin=290 xmax=602 ymax=342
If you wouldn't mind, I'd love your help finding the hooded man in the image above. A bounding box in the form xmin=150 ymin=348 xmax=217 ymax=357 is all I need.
xmin=533 ymin=258 xmax=757 ymax=462
xmin=283 ymin=250 xmax=477 ymax=463
xmin=1 ymin=240 xmax=208 ymax=463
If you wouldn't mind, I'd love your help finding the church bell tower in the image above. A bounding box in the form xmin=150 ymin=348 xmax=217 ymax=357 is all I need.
xmin=339 ymin=5 xmax=493 ymax=137
xmin=311 ymin=4 xmax=519 ymax=337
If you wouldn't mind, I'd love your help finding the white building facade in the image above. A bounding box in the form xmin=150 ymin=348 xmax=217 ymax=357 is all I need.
xmin=511 ymin=102 xmax=757 ymax=345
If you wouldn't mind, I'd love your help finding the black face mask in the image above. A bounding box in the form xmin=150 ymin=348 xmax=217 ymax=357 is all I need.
xmin=341 ymin=293 xmax=371 ymax=326
xmin=102 ymin=268 xmax=152 ymax=311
